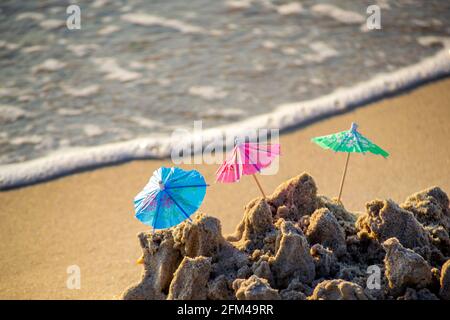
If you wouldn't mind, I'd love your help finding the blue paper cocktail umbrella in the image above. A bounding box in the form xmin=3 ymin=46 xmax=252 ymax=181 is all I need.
xmin=134 ymin=167 xmax=208 ymax=230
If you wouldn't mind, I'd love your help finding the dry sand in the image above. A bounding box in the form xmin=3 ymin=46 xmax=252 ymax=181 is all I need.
xmin=0 ymin=79 xmax=449 ymax=299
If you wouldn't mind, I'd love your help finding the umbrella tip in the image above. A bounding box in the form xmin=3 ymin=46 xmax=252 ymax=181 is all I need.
xmin=158 ymin=180 xmax=165 ymax=190
xmin=350 ymin=122 xmax=358 ymax=132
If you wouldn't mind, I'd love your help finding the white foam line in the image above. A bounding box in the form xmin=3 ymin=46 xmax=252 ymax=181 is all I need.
xmin=1 ymin=38 xmax=450 ymax=189
xmin=121 ymin=13 xmax=206 ymax=34
xmin=311 ymin=4 xmax=365 ymax=24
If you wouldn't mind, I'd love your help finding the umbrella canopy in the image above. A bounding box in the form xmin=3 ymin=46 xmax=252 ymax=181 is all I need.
xmin=134 ymin=167 xmax=208 ymax=230
xmin=216 ymin=141 xmax=280 ymax=198
xmin=216 ymin=141 xmax=281 ymax=183
xmin=311 ymin=122 xmax=389 ymax=157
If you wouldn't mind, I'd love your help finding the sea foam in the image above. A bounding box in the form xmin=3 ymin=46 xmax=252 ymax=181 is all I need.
xmin=1 ymin=38 xmax=450 ymax=189
xmin=121 ymin=13 xmax=207 ymax=34
xmin=311 ymin=4 xmax=365 ymax=24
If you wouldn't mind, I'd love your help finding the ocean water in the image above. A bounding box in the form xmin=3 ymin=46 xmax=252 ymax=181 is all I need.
xmin=1 ymin=0 xmax=450 ymax=188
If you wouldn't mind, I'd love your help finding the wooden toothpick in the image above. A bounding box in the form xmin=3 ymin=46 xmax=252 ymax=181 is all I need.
xmin=337 ymin=152 xmax=350 ymax=203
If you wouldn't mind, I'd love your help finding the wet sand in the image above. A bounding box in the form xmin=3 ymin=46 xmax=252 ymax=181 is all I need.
xmin=0 ymin=78 xmax=449 ymax=299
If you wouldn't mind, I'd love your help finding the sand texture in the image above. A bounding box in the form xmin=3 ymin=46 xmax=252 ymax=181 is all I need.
xmin=121 ymin=173 xmax=449 ymax=300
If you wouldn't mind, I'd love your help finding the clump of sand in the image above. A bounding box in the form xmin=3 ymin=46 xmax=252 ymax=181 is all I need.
xmin=121 ymin=173 xmax=450 ymax=300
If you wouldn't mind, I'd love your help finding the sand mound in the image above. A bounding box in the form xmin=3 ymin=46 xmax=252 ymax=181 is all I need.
xmin=233 ymin=275 xmax=281 ymax=300
xmin=382 ymin=237 xmax=432 ymax=295
xmin=306 ymin=208 xmax=347 ymax=257
xmin=356 ymin=199 xmax=430 ymax=250
xmin=121 ymin=173 xmax=450 ymax=300
xmin=268 ymin=219 xmax=315 ymax=286
xmin=440 ymin=260 xmax=450 ymax=300
xmin=308 ymin=279 xmax=368 ymax=300
xmin=167 ymin=256 xmax=212 ymax=300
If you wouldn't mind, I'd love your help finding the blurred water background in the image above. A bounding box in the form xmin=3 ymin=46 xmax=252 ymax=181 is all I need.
xmin=0 ymin=0 xmax=449 ymax=168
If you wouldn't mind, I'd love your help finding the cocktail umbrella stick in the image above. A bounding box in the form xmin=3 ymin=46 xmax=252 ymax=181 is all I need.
xmin=337 ymin=152 xmax=350 ymax=203
xmin=252 ymin=173 xmax=266 ymax=199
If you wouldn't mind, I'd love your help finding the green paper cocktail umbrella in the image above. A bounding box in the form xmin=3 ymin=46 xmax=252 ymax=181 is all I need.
xmin=311 ymin=122 xmax=389 ymax=202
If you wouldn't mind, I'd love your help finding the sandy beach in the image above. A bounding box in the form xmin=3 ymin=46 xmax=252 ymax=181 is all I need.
xmin=0 ymin=78 xmax=449 ymax=299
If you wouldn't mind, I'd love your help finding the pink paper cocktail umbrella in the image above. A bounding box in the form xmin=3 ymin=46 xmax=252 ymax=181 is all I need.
xmin=216 ymin=141 xmax=280 ymax=198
